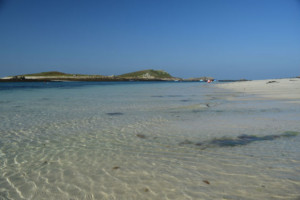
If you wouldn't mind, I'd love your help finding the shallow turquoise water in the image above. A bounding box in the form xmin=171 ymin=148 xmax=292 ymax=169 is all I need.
xmin=0 ymin=82 xmax=299 ymax=200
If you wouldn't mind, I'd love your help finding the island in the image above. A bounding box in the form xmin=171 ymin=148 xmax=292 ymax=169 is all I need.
xmin=0 ymin=70 xmax=214 ymax=82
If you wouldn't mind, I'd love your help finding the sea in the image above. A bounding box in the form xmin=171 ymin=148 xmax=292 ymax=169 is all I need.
xmin=0 ymin=81 xmax=299 ymax=200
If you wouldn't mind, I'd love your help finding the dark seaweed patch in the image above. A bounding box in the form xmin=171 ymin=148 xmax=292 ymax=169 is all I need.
xmin=179 ymin=139 xmax=193 ymax=145
xmin=0 ymin=191 xmax=9 ymax=199
xmin=43 ymin=161 xmax=48 ymax=165
xmin=136 ymin=134 xmax=146 ymax=139
xmin=180 ymin=131 xmax=299 ymax=149
xmin=167 ymin=95 xmax=183 ymax=97
xmin=40 ymin=97 xmax=50 ymax=101
xmin=106 ymin=112 xmax=124 ymax=116
xmin=192 ymin=110 xmax=204 ymax=113
xmin=180 ymin=99 xmax=191 ymax=102
xmin=195 ymin=142 xmax=203 ymax=146
xmin=207 ymin=132 xmax=299 ymax=147
xmin=209 ymin=137 xmax=250 ymax=147
xmin=0 ymin=100 xmax=11 ymax=104
xmin=151 ymin=95 xmax=164 ymax=98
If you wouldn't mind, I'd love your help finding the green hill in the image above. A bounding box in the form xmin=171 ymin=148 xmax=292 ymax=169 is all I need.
xmin=118 ymin=69 xmax=173 ymax=79
xmin=22 ymin=71 xmax=73 ymax=76
xmin=20 ymin=71 xmax=103 ymax=77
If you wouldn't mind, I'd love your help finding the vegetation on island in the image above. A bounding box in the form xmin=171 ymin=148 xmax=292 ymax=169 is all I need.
xmin=21 ymin=71 xmax=105 ymax=77
xmin=23 ymin=71 xmax=71 ymax=76
xmin=118 ymin=69 xmax=173 ymax=79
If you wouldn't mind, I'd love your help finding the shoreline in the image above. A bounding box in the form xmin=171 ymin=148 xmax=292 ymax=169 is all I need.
xmin=214 ymin=78 xmax=300 ymax=102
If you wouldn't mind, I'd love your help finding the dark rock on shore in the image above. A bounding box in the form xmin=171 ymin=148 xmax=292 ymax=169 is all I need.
xmin=266 ymin=81 xmax=278 ymax=84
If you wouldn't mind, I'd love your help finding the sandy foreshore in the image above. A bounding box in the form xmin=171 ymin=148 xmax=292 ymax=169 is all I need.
xmin=215 ymin=78 xmax=300 ymax=102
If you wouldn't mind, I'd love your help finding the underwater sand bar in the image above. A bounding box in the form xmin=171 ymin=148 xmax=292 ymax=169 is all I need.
xmin=215 ymin=78 xmax=300 ymax=102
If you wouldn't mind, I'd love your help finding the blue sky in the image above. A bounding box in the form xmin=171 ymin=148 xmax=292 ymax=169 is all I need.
xmin=0 ymin=0 xmax=299 ymax=79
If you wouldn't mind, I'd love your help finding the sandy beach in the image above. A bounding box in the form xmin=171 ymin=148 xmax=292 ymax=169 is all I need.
xmin=215 ymin=78 xmax=300 ymax=103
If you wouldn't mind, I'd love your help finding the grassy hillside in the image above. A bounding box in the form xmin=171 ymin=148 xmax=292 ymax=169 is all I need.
xmin=22 ymin=71 xmax=74 ymax=76
xmin=21 ymin=71 xmax=105 ymax=77
xmin=118 ymin=69 xmax=173 ymax=78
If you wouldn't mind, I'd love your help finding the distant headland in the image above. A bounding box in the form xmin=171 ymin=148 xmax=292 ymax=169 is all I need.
xmin=0 ymin=70 xmax=215 ymax=82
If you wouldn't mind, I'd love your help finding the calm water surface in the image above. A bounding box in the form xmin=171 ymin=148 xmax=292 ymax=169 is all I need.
xmin=0 ymin=82 xmax=299 ymax=200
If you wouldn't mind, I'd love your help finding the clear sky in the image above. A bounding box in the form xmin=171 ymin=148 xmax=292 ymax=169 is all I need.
xmin=0 ymin=0 xmax=299 ymax=79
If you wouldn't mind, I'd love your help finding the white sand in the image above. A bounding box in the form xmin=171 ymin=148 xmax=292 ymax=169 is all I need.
xmin=215 ymin=78 xmax=300 ymax=102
